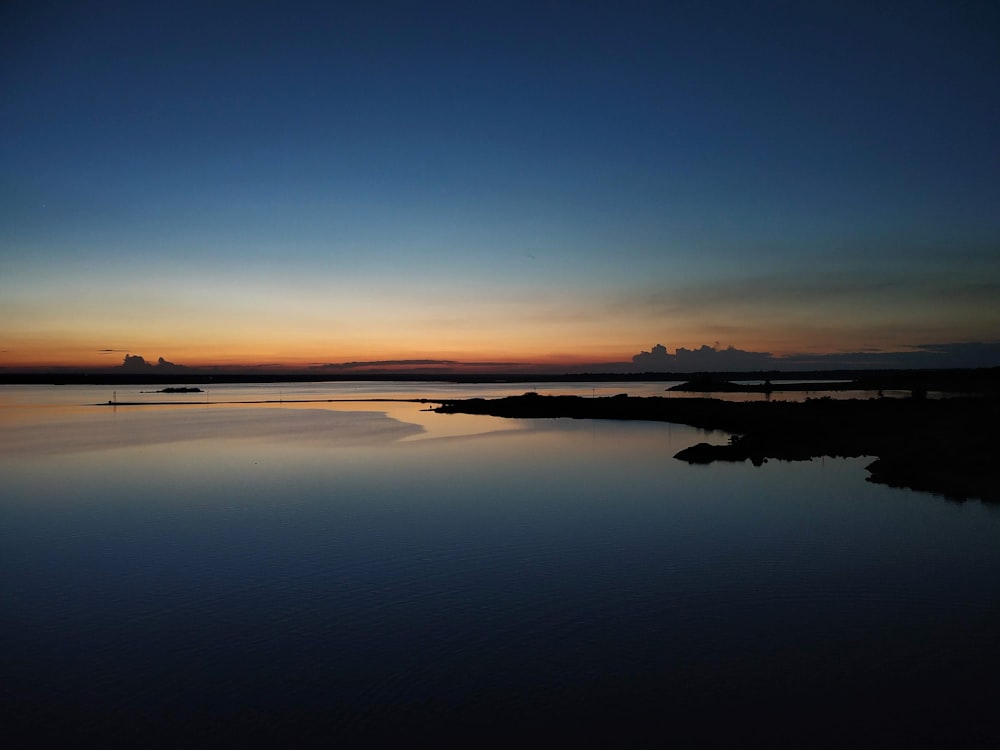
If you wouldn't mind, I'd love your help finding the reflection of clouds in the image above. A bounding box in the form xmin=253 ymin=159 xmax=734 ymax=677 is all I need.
xmin=0 ymin=407 xmax=423 ymax=456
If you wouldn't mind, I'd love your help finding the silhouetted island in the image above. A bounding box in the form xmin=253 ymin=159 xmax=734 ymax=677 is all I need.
xmin=142 ymin=387 xmax=204 ymax=393
xmin=434 ymin=393 xmax=1000 ymax=502
xmin=667 ymin=370 xmax=999 ymax=395
xmin=669 ymin=377 xmax=829 ymax=393
xmin=4 ymin=366 xmax=998 ymax=390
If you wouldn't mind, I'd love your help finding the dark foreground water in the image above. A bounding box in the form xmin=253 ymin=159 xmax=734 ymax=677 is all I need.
xmin=1 ymin=384 xmax=999 ymax=747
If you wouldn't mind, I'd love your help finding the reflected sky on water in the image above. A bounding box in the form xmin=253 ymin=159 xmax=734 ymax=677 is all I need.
xmin=2 ymin=384 xmax=999 ymax=746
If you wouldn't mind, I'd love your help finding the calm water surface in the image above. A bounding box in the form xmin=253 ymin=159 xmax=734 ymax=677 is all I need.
xmin=1 ymin=383 xmax=998 ymax=746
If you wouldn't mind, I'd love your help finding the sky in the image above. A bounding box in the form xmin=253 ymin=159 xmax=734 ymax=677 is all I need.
xmin=2 ymin=0 xmax=999 ymax=371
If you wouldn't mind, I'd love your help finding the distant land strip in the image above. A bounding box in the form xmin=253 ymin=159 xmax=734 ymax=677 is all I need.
xmin=4 ymin=367 xmax=999 ymax=390
xmin=433 ymin=392 xmax=1000 ymax=503
xmin=95 ymin=398 xmax=436 ymax=406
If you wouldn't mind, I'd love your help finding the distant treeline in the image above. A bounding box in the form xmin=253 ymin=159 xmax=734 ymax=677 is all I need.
xmin=0 ymin=367 xmax=997 ymax=391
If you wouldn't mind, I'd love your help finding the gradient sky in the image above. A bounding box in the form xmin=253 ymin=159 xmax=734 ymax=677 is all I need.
xmin=2 ymin=0 xmax=999 ymax=369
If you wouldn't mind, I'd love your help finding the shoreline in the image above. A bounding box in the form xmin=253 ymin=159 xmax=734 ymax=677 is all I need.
xmin=433 ymin=393 xmax=1000 ymax=502
xmin=2 ymin=366 xmax=998 ymax=392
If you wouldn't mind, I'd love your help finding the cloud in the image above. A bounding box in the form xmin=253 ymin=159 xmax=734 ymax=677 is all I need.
xmin=624 ymin=341 xmax=1000 ymax=372
xmin=309 ymin=359 xmax=537 ymax=372
xmin=781 ymin=342 xmax=1000 ymax=370
xmin=629 ymin=343 xmax=775 ymax=372
xmin=311 ymin=359 xmax=460 ymax=370
xmin=618 ymin=270 xmax=1000 ymax=340
xmin=119 ymin=354 xmax=151 ymax=371
xmin=117 ymin=354 xmax=187 ymax=371
xmin=629 ymin=273 xmax=901 ymax=318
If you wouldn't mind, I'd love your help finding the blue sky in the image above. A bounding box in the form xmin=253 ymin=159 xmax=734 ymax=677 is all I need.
xmin=2 ymin=0 xmax=998 ymax=369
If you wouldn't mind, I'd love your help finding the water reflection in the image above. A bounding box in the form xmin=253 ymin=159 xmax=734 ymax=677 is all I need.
xmin=1 ymin=385 xmax=999 ymax=745
xmin=0 ymin=405 xmax=425 ymax=455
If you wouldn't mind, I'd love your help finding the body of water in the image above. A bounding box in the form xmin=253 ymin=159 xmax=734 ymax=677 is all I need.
xmin=1 ymin=382 xmax=998 ymax=746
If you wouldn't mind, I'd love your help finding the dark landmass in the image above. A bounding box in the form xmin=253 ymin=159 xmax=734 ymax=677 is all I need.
xmin=669 ymin=377 xmax=857 ymax=393
xmin=667 ymin=369 xmax=1000 ymax=395
xmin=434 ymin=392 xmax=1000 ymax=502
xmin=1 ymin=366 xmax=998 ymax=391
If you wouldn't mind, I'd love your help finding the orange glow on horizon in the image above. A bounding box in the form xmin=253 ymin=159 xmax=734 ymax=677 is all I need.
xmin=1 ymin=321 xmax=989 ymax=372
xmin=0 ymin=342 xmax=644 ymax=371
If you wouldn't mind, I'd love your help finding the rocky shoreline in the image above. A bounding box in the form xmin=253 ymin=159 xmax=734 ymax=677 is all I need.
xmin=434 ymin=393 xmax=1000 ymax=502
